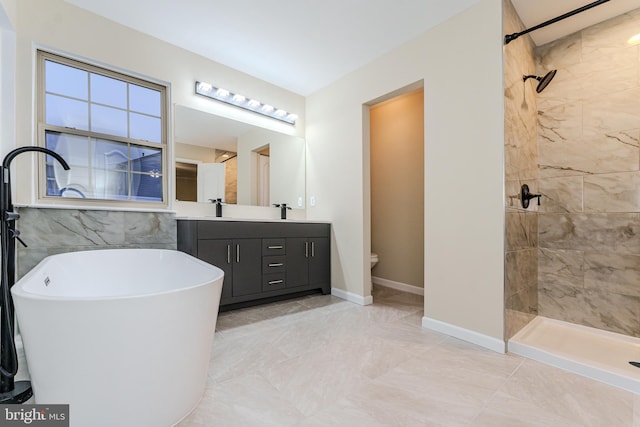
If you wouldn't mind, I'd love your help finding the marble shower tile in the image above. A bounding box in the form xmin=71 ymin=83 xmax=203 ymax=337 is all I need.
xmin=538 ymin=283 xmax=640 ymax=337
xmin=538 ymin=248 xmax=584 ymax=289
xmin=539 ymin=131 xmax=639 ymax=178
xmin=584 ymin=172 xmax=640 ymax=212
xmin=505 ymin=285 xmax=538 ymax=316
xmin=582 ymin=9 xmax=640 ymax=55
xmin=536 ymin=32 xmax=582 ymax=71
xmin=500 ymin=359 xmax=634 ymax=427
xmin=583 ymin=89 xmax=640 ymax=139
xmin=505 ymin=180 xmax=523 ymax=210
xmin=584 ymin=252 xmax=640 ymax=298
xmin=505 ymin=248 xmax=537 ymax=298
xmin=538 ymin=213 xmax=640 ymax=254
xmin=505 ymin=102 xmax=538 ymax=181
xmin=506 ymin=211 xmax=538 ymax=251
xmin=537 ymin=102 xmax=583 ymax=148
xmin=538 ymin=176 xmax=583 ymax=213
xmin=505 ymin=309 xmax=536 ymax=341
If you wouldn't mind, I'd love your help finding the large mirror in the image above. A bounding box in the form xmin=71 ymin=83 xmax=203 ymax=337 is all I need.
xmin=174 ymin=105 xmax=305 ymax=208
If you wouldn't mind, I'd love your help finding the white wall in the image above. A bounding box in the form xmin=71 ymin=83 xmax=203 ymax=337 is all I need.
xmin=0 ymin=0 xmax=16 ymax=159
xmin=306 ymin=0 xmax=505 ymax=344
xmin=10 ymin=0 xmax=305 ymax=207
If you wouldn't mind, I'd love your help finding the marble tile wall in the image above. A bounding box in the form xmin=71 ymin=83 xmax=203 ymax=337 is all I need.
xmin=536 ymin=8 xmax=640 ymax=337
xmin=15 ymin=207 xmax=177 ymax=278
xmin=503 ymin=0 xmax=539 ymax=340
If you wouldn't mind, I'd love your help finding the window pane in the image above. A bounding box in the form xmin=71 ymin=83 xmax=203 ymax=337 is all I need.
xmin=130 ymin=146 xmax=162 ymax=174
xmin=129 ymin=84 xmax=160 ymax=116
xmin=129 ymin=113 xmax=161 ymax=143
xmin=92 ymin=139 xmax=129 ymax=171
xmin=45 ymin=131 xmax=89 ymax=167
xmin=131 ymin=173 xmax=162 ymax=201
xmin=46 ymin=94 xmax=89 ymax=130
xmin=45 ymin=132 xmax=90 ymax=199
xmin=91 ymin=104 xmax=127 ymax=137
xmin=93 ymin=169 xmax=129 ymax=200
xmin=90 ymin=73 xmax=126 ymax=108
xmin=45 ymin=60 xmax=88 ymax=100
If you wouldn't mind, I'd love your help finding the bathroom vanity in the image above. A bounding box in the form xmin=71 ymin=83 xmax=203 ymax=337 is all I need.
xmin=177 ymin=219 xmax=331 ymax=309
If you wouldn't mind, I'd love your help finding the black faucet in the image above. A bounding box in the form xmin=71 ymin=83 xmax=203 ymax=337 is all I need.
xmin=209 ymin=198 xmax=224 ymax=217
xmin=0 ymin=147 xmax=69 ymax=403
xmin=273 ymin=203 xmax=292 ymax=220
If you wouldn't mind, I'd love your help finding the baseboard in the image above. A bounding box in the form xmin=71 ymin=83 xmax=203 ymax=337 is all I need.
xmin=422 ymin=316 xmax=505 ymax=353
xmin=331 ymin=288 xmax=373 ymax=306
xmin=372 ymin=277 xmax=424 ymax=296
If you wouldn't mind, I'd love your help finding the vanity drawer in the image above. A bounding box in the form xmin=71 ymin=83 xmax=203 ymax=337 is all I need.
xmin=263 ymin=273 xmax=286 ymax=291
xmin=263 ymin=239 xmax=286 ymax=255
xmin=263 ymin=255 xmax=286 ymax=273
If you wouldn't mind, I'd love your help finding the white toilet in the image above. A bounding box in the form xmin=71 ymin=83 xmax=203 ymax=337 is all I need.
xmin=370 ymin=252 xmax=379 ymax=269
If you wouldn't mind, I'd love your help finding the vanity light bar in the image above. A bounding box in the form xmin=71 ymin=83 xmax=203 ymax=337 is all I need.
xmin=195 ymin=81 xmax=298 ymax=125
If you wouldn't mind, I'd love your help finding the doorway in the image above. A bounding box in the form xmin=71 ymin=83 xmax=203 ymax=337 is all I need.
xmin=369 ymin=87 xmax=425 ymax=300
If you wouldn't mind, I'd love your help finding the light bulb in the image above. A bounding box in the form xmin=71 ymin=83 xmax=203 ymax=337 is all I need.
xmin=232 ymin=94 xmax=246 ymax=103
xmin=216 ymin=88 xmax=230 ymax=98
xmin=248 ymin=99 xmax=260 ymax=108
xmin=261 ymin=104 xmax=274 ymax=113
xmin=197 ymin=82 xmax=213 ymax=93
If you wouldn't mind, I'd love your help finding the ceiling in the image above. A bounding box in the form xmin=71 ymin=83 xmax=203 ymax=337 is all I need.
xmin=63 ymin=0 xmax=479 ymax=96
xmin=511 ymin=0 xmax=640 ymax=46
xmin=63 ymin=1 xmax=639 ymax=96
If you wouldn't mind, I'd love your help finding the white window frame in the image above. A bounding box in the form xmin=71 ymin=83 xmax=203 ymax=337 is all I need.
xmin=36 ymin=50 xmax=169 ymax=209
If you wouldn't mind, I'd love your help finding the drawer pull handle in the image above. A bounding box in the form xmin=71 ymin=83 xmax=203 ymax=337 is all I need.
xmin=227 ymin=245 xmax=231 ymax=264
xmin=311 ymin=241 xmax=315 ymax=257
xmin=305 ymin=242 xmax=309 ymax=258
xmin=268 ymin=245 xmax=284 ymax=249
xmin=268 ymin=263 xmax=284 ymax=267
xmin=268 ymin=280 xmax=284 ymax=285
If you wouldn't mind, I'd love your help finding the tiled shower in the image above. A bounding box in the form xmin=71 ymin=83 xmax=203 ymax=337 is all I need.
xmin=505 ymin=0 xmax=640 ymax=339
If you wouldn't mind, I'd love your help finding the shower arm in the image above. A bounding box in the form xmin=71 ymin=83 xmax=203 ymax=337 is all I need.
xmin=504 ymin=0 xmax=610 ymax=45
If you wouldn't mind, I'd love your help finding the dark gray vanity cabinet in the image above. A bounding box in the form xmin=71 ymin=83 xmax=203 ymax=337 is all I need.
xmin=197 ymin=239 xmax=262 ymax=299
xmin=177 ymin=220 xmax=331 ymax=309
xmin=285 ymin=237 xmax=330 ymax=289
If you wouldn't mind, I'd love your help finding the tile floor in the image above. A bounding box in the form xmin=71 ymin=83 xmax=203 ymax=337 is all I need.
xmin=179 ymin=286 xmax=640 ymax=426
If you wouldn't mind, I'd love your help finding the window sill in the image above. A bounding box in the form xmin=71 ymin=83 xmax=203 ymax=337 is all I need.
xmin=16 ymin=202 xmax=176 ymax=214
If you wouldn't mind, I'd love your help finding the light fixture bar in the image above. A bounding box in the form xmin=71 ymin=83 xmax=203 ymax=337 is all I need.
xmin=195 ymin=81 xmax=298 ymax=125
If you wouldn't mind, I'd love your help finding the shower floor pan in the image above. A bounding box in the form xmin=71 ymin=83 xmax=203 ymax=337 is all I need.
xmin=509 ymin=316 xmax=640 ymax=394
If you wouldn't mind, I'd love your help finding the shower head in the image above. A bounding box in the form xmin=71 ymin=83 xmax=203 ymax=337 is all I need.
xmin=523 ymin=69 xmax=557 ymax=93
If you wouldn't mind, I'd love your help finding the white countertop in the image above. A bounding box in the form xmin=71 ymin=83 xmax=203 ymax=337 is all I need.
xmin=175 ymin=216 xmax=331 ymax=224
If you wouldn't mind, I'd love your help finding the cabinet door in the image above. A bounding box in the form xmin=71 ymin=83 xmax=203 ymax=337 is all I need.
xmin=286 ymin=237 xmax=309 ymax=288
xmin=198 ymin=239 xmax=233 ymax=299
xmin=309 ymin=238 xmax=330 ymax=286
xmin=232 ymin=238 xmax=262 ymax=297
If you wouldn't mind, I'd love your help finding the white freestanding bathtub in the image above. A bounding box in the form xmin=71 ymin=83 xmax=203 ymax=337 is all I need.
xmin=11 ymin=249 xmax=224 ymax=427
